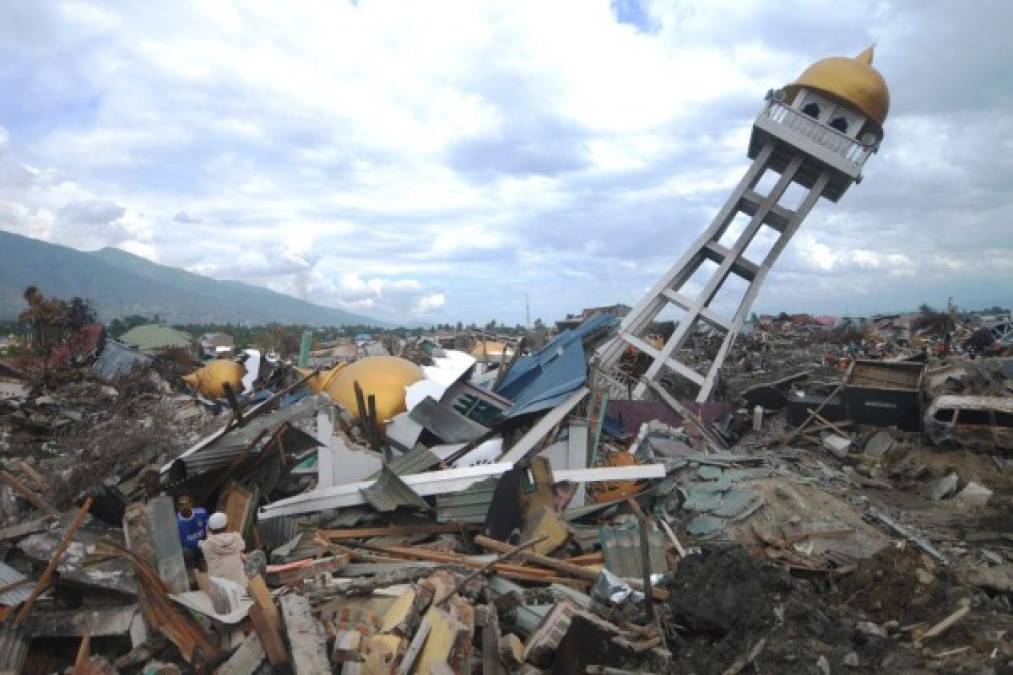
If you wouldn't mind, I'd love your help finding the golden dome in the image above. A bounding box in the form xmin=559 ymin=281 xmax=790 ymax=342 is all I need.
xmin=183 ymin=359 xmax=247 ymax=398
xmin=297 ymin=363 xmax=347 ymax=395
xmin=785 ymin=46 xmax=889 ymax=132
xmin=469 ymin=340 xmax=514 ymax=360
xmin=307 ymin=356 xmax=422 ymax=425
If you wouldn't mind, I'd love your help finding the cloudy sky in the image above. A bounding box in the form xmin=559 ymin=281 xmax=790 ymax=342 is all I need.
xmin=1 ymin=1 xmax=1011 ymax=325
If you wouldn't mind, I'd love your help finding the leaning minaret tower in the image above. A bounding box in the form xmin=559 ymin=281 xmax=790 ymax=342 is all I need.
xmin=598 ymin=47 xmax=890 ymax=402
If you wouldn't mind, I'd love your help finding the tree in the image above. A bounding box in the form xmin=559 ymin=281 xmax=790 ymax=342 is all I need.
xmin=66 ymin=297 xmax=96 ymax=331
xmin=19 ymin=286 xmax=68 ymax=361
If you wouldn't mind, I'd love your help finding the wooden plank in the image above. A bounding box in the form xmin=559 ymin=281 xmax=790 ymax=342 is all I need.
xmin=0 ymin=471 xmax=59 ymax=518
xmin=15 ymin=461 xmax=51 ymax=495
xmin=215 ymin=631 xmax=265 ymax=675
xmin=481 ymin=603 xmax=503 ymax=675
xmin=15 ymin=497 xmax=93 ymax=624
xmin=397 ymin=615 xmax=432 ymax=675
xmin=319 ymin=523 xmax=470 ymax=541
xmin=218 ymin=482 xmax=257 ymax=539
xmin=247 ymin=575 xmax=287 ymax=667
xmin=356 ymin=544 xmax=555 ymax=579
xmin=474 ymin=535 xmax=667 ymax=601
xmin=0 ymin=517 xmax=51 ymax=543
xmin=71 ymin=633 xmax=91 ymax=675
xmin=279 ymin=594 xmax=330 ymax=675
xmin=113 ymin=542 xmax=218 ymax=664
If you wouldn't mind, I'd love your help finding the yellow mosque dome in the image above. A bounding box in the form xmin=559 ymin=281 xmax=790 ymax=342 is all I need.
xmin=785 ymin=46 xmax=889 ymax=133
xmin=469 ymin=340 xmax=514 ymax=360
xmin=300 ymin=356 xmax=422 ymax=425
xmin=183 ymin=359 xmax=247 ymax=398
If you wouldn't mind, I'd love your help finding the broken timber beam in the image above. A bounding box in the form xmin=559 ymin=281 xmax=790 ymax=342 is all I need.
xmin=248 ymin=575 xmax=288 ymax=667
xmin=437 ymin=535 xmax=547 ymax=607
xmin=318 ymin=523 xmax=471 ymax=540
xmin=0 ymin=470 xmax=59 ymax=518
xmin=15 ymin=496 xmax=93 ymax=624
xmin=474 ymin=535 xmax=668 ymax=601
xmin=15 ymin=461 xmax=51 ymax=495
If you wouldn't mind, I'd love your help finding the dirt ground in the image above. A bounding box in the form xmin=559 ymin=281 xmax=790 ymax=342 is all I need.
xmin=663 ymin=545 xmax=1012 ymax=674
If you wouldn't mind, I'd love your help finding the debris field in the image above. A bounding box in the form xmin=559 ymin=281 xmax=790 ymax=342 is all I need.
xmin=0 ymin=309 xmax=1010 ymax=675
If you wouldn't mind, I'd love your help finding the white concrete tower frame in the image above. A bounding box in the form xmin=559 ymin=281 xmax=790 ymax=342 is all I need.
xmin=597 ymin=48 xmax=890 ymax=402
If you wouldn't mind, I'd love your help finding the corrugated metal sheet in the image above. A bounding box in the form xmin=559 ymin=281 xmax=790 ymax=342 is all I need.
xmin=435 ymin=477 xmax=498 ymax=523
xmin=409 ymin=396 xmax=489 ymax=444
xmin=91 ymin=340 xmax=154 ymax=383
xmin=176 ymin=395 xmax=326 ymax=477
xmin=257 ymin=515 xmax=301 ymax=551
xmin=360 ymin=467 xmax=431 ymax=513
xmin=600 ymin=521 xmax=667 ymax=579
xmin=365 ymin=445 xmax=441 ymax=481
xmin=0 ymin=624 xmax=28 ymax=675
xmin=0 ymin=563 xmax=30 ymax=606
xmin=496 ymin=313 xmax=617 ymax=418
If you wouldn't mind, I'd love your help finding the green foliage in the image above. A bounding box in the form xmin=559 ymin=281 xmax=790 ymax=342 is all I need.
xmin=108 ymin=314 xmax=157 ymax=338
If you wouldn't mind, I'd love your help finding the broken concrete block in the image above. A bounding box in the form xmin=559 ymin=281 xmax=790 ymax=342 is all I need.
xmin=954 ymin=481 xmax=993 ymax=508
xmin=681 ymin=480 xmax=731 ymax=512
xmin=379 ymin=586 xmax=417 ymax=635
xmin=333 ymin=629 xmax=363 ymax=664
xmin=686 ymin=514 xmax=724 ymax=536
xmin=420 ymin=569 xmax=457 ymax=606
xmin=333 ymin=606 xmax=382 ymax=636
xmin=521 ymin=505 xmax=571 ymax=556
xmin=141 ymin=661 xmax=181 ymax=675
xmin=523 ymin=600 xmax=578 ymax=667
xmin=215 ymin=632 xmax=265 ymax=675
xmin=499 ymin=633 xmax=524 ymax=668
xmin=822 ymin=433 xmax=852 ymax=459
xmin=279 ymin=593 xmax=330 ymax=674
xmin=426 ymin=664 xmax=455 ymax=675
xmin=959 ymin=565 xmax=1013 ymax=594
xmin=712 ymin=489 xmax=760 ymax=519
xmin=553 ymin=610 xmax=671 ymax=675
xmin=930 ymin=472 xmax=960 ymax=501
xmin=415 ymin=608 xmax=472 ymax=675
xmin=360 ymin=633 xmax=403 ymax=674
xmin=863 ymin=430 xmax=894 ymax=459
xmin=697 ymin=465 xmax=723 ymax=481
xmin=856 ymin=620 xmax=887 ymax=638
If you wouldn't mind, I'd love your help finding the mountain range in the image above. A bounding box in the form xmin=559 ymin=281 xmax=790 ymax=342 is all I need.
xmin=0 ymin=230 xmax=387 ymax=327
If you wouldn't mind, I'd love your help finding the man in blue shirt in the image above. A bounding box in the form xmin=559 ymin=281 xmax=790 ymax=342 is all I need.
xmin=176 ymin=495 xmax=209 ymax=565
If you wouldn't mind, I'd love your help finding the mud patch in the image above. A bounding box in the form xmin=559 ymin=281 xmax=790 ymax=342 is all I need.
xmin=835 ymin=544 xmax=963 ymax=625
xmin=664 ymin=546 xmax=922 ymax=674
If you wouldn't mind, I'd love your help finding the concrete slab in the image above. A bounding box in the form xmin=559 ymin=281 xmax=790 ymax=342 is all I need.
xmin=686 ymin=514 xmax=724 ymax=536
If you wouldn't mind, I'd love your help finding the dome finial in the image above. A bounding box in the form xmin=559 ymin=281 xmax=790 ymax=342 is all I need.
xmin=856 ymin=44 xmax=875 ymax=65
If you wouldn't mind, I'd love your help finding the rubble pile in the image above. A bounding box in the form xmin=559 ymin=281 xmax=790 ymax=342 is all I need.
xmin=0 ymin=313 xmax=1010 ymax=674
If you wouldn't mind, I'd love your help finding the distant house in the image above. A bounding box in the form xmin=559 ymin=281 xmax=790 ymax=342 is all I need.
xmin=555 ymin=304 xmax=631 ymax=332
xmin=120 ymin=324 xmax=193 ymax=354
xmin=199 ymin=332 xmax=235 ymax=358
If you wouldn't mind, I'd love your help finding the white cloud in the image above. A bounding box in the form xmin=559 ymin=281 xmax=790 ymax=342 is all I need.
xmin=0 ymin=0 xmax=1010 ymax=323
xmin=413 ymin=293 xmax=446 ymax=315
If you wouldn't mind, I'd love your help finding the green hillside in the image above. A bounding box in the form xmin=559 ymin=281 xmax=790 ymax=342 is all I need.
xmin=0 ymin=230 xmax=388 ymax=327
